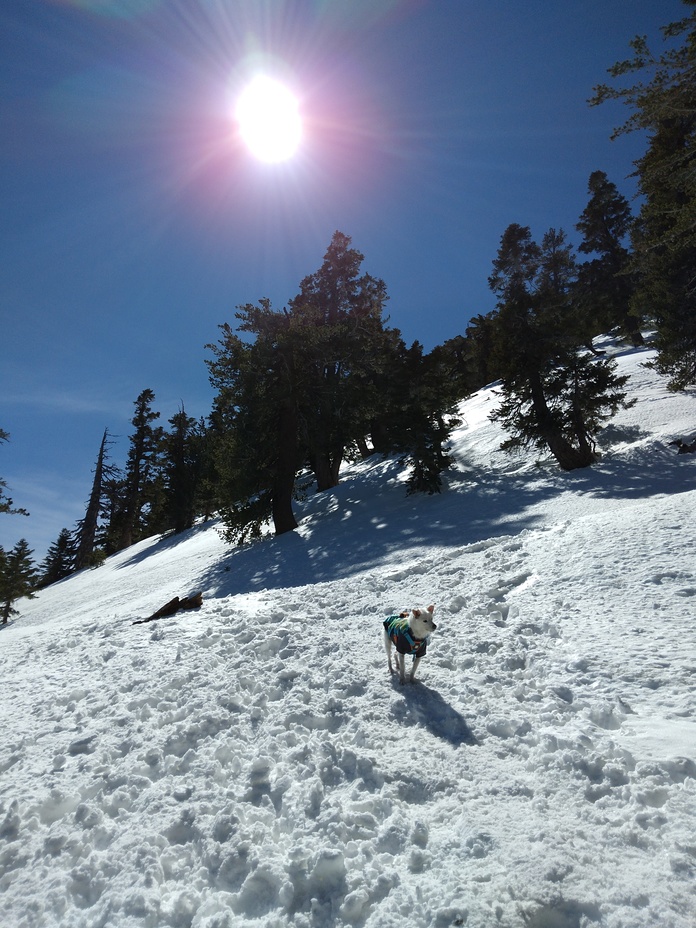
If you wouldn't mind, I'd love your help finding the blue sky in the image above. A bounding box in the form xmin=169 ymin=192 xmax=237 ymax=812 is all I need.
xmin=1 ymin=0 xmax=685 ymax=561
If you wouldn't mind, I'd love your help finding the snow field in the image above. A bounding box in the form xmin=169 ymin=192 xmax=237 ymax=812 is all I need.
xmin=1 ymin=343 xmax=695 ymax=928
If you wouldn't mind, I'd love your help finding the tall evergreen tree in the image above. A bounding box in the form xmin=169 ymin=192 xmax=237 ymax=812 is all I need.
xmin=575 ymin=170 xmax=642 ymax=346
xmin=591 ymin=2 xmax=696 ymax=387
xmin=288 ymin=231 xmax=396 ymax=491
xmin=207 ymin=231 xmax=458 ymax=542
xmin=1 ymin=539 xmax=38 ymax=623
xmin=207 ymin=303 xmax=303 ymax=540
xmin=74 ymin=429 xmax=115 ymax=571
xmin=485 ymin=224 xmax=632 ymax=470
xmin=192 ymin=417 xmax=218 ymax=524
xmin=160 ymin=406 xmax=201 ymax=535
xmin=116 ymin=389 xmax=163 ymax=549
xmin=462 ymin=315 xmax=500 ymax=389
xmin=39 ymin=528 xmax=75 ymax=587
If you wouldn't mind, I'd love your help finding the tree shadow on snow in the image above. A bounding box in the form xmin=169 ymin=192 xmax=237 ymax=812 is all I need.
xmin=198 ymin=459 xmax=555 ymax=598
xmin=570 ymin=438 xmax=696 ymax=500
xmin=194 ymin=433 xmax=694 ymax=600
xmin=390 ymin=680 xmax=478 ymax=747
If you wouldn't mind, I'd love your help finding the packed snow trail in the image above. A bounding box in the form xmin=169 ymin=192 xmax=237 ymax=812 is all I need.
xmin=1 ymin=344 xmax=695 ymax=928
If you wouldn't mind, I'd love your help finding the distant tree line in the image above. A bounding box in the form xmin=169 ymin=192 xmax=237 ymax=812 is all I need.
xmin=1 ymin=2 xmax=693 ymax=608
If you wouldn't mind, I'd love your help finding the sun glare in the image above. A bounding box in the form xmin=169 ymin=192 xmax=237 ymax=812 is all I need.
xmin=236 ymin=76 xmax=302 ymax=163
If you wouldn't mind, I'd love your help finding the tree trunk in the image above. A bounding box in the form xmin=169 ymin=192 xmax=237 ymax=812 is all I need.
xmin=545 ymin=433 xmax=595 ymax=470
xmin=529 ymin=373 xmax=595 ymax=471
xmin=356 ymin=436 xmax=371 ymax=459
xmin=310 ymin=448 xmax=342 ymax=491
xmin=272 ymin=481 xmax=298 ymax=535
xmin=369 ymin=419 xmax=391 ymax=455
xmin=624 ymin=313 xmax=645 ymax=348
xmin=271 ymin=402 xmax=300 ymax=535
xmin=329 ymin=448 xmax=342 ymax=487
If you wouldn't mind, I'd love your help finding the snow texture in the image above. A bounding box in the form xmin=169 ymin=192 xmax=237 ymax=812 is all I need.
xmin=2 ymin=341 xmax=695 ymax=928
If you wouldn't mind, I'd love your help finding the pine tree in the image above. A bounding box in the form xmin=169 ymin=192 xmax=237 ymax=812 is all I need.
xmin=192 ymin=417 xmax=218 ymax=524
xmin=287 ymin=231 xmax=396 ymax=491
xmin=590 ymin=2 xmax=696 ymax=387
xmin=160 ymin=407 xmax=201 ymax=535
xmin=575 ymin=170 xmax=642 ymax=346
xmin=1 ymin=539 xmax=38 ymax=623
xmin=117 ymin=389 xmax=163 ymax=549
xmin=39 ymin=528 xmax=75 ymax=587
xmin=207 ymin=303 xmax=304 ymax=541
xmin=485 ymin=224 xmax=632 ymax=470
xmin=74 ymin=429 xmax=116 ymax=571
xmin=207 ymin=231 xmax=457 ymax=542
xmin=368 ymin=341 xmax=461 ymax=494
xmin=1 ymin=429 xmax=29 ymax=518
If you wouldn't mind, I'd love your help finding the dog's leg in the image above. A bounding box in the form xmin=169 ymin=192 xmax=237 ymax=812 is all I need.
xmin=384 ymin=629 xmax=395 ymax=674
xmin=397 ymin=652 xmax=406 ymax=685
xmin=409 ymin=655 xmax=422 ymax=683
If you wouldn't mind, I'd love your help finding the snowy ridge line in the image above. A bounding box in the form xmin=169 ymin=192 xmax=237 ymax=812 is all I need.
xmin=1 ymin=344 xmax=696 ymax=928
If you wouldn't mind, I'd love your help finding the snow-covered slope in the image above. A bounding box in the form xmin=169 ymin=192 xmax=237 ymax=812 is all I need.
xmin=2 ymin=343 xmax=695 ymax=928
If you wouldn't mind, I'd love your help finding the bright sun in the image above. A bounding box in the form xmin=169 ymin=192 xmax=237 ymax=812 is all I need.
xmin=236 ymin=76 xmax=302 ymax=163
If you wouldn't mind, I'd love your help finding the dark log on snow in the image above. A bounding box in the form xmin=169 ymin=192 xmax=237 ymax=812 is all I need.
xmin=133 ymin=592 xmax=203 ymax=625
xmin=668 ymin=438 xmax=696 ymax=455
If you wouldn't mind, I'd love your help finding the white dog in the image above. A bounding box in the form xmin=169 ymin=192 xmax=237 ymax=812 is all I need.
xmin=383 ymin=606 xmax=437 ymax=684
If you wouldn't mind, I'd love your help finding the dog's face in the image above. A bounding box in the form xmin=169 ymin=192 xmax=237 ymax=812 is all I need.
xmin=411 ymin=605 xmax=436 ymax=638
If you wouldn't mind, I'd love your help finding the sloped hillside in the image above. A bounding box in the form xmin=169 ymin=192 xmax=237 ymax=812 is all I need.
xmin=2 ymin=343 xmax=695 ymax=928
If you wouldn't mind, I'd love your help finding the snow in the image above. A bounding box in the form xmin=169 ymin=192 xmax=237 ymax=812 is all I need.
xmin=2 ymin=342 xmax=695 ymax=928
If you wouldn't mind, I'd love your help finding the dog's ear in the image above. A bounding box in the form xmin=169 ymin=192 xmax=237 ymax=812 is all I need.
xmin=426 ymin=604 xmax=435 ymax=614
xmin=412 ymin=608 xmax=421 ymax=617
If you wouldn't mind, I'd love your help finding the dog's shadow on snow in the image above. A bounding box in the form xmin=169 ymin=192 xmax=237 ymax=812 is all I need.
xmin=390 ymin=680 xmax=478 ymax=747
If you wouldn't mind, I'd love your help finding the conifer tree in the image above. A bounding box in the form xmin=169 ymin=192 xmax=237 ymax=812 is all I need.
xmin=39 ymin=528 xmax=75 ymax=587
xmin=160 ymin=406 xmax=201 ymax=535
xmin=287 ymin=231 xmax=396 ymax=491
xmin=208 ymin=231 xmax=459 ymax=542
xmin=74 ymin=429 xmax=116 ymax=570
xmin=485 ymin=224 xmax=632 ymax=470
xmin=116 ymin=389 xmax=163 ymax=549
xmin=192 ymin=417 xmax=218 ymax=524
xmin=368 ymin=341 xmax=461 ymax=493
xmin=575 ymin=170 xmax=642 ymax=346
xmin=207 ymin=303 xmax=304 ymax=541
xmin=591 ymin=2 xmax=696 ymax=387
xmin=1 ymin=539 xmax=38 ymax=623
xmin=1 ymin=429 xmax=29 ymax=518
xmin=462 ymin=316 xmax=499 ymax=389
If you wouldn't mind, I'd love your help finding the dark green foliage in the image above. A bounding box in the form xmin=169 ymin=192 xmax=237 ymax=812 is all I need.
xmin=575 ymin=171 xmax=641 ymax=346
xmin=483 ymin=224 xmax=633 ymax=470
xmin=207 ymin=303 xmax=304 ymax=542
xmin=160 ymin=408 xmax=207 ymax=535
xmin=369 ymin=341 xmax=460 ymax=494
xmin=73 ymin=429 xmax=116 ymax=571
xmin=287 ymin=231 xmax=397 ymax=491
xmin=591 ymin=2 xmax=696 ymax=388
xmin=39 ymin=528 xmax=75 ymax=587
xmin=462 ymin=316 xmax=500 ymax=389
xmin=0 ymin=429 xmax=29 ymax=518
xmin=207 ymin=232 xmax=460 ymax=542
xmin=115 ymin=390 xmax=164 ymax=549
xmin=1 ymin=539 xmax=38 ymax=623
